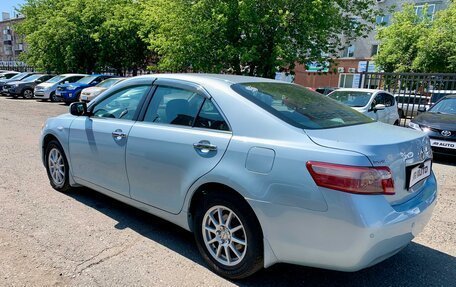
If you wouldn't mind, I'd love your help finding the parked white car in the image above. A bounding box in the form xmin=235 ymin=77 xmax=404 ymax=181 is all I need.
xmin=328 ymin=88 xmax=400 ymax=125
xmin=80 ymin=77 xmax=125 ymax=102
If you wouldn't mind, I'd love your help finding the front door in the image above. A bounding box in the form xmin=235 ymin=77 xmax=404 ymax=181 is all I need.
xmin=126 ymin=81 xmax=232 ymax=214
xmin=69 ymin=84 xmax=151 ymax=197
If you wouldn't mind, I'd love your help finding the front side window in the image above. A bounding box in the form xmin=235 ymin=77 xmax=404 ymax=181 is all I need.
xmin=328 ymin=90 xmax=373 ymax=108
xmin=383 ymin=94 xmax=395 ymax=107
xmin=92 ymin=86 xmax=149 ymax=120
xmin=232 ymin=83 xmax=374 ymax=129
xmin=144 ymin=86 xmax=204 ymax=127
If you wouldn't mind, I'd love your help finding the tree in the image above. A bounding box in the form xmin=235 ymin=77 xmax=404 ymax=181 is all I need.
xmin=140 ymin=0 xmax=377 ymax=78
xmin=414 ymin=2 xmax=456 ymax=73
xmin=375 ymin=4 xmax=431 ymax=73
xmin=16 ymin=0 xmax=147 ymax=73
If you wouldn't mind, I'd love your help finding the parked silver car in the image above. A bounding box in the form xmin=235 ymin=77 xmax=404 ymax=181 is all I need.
xmin=40 ymin=74 xmax=437 ymax=279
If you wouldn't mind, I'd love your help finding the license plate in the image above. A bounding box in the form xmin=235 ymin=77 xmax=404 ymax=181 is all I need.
xmin=431 ymin=139 xmax=456 ymax=150
xmin=409 ymin=160 xmax=432 ymax=188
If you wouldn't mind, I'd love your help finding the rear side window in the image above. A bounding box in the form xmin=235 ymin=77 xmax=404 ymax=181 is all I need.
xmin=194 ymin=99 xmax=230 ymax=131
xmin=232 ymin=82 xmax=374 ymax=129
xmin=144 ymin=86 xmax=204 ymax=126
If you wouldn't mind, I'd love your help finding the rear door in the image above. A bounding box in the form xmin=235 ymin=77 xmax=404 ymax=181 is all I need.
xmin=69 ymin=80 xmax=152 ymax=197
xmin=126 ymin=79 xmax=232 ymax=214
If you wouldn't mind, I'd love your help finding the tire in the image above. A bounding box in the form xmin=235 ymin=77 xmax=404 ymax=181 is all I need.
xmin=45 ymin=140 xmax=73 ymax=192
xmin=49 ymin=92 xmax=58 ymax=102
xmin=22 ymin=88 xmax=34 ymax=99
xmin=194 ymin=192 xmax=263 ymax=279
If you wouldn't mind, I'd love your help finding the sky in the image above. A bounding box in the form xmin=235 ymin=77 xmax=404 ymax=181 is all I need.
xmin=0 ymin=0 xmax=25 ymax=17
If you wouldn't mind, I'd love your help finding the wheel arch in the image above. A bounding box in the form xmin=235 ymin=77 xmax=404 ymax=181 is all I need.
xmin=187 ymin=182 xmax=263 ymax=238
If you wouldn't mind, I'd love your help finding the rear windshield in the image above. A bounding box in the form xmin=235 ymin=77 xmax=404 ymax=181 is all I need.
xmin=232 ymin=82 xmax=374 ymax=129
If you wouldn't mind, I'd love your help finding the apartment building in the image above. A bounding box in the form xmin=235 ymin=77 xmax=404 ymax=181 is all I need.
xmin=295 ymin=0 xmax=451 ymax=89
xmin=0 ymin=12 xmax=26 ymax=63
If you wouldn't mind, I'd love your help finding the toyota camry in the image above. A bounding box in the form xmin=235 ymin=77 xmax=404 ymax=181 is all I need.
xmin=40 ymin=74 xmax=437 ymax=279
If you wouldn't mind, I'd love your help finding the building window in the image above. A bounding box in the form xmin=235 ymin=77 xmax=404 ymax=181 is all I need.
xmin=376 ymin=15 xmax=390 ymax=26
xmin=343 ymin=45 xmax=355 ymax=58
xmin=371 ymin=44 xmax=379 ymax=57
xmin=415 ymin=4 xmax=436 ymax=20
xmin=339 ymin=74 xmax=355 ymax=88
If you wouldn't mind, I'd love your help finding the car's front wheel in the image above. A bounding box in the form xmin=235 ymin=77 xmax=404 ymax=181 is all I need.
xmin=22 ymin=88 xmax=34 ymax=99
xmin=45 ymin=140 xmax=72 ymax=192
xmin=194 ymin=192 xmax=263 ymax=279
xmin=49 ymin=92 xmax=58 ymax=102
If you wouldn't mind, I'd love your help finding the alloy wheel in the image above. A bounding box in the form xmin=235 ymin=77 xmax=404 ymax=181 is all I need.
xmin=23 ymin=89 xmax=33 ymax=99
xmin=48 ymin=148 xmax=65 ymax=187
xmin=202 ymin=205 xmax=247 ymax=267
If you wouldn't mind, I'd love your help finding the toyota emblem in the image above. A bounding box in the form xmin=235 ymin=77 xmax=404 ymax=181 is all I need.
xmin=441 ymin=130 xmax=452 ymax=137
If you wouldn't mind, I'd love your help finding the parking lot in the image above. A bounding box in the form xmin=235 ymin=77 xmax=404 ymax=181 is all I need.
xmin=0 ymin=96 xmax=455 ymax=286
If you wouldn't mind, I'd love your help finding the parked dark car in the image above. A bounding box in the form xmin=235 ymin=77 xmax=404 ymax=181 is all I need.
xmin=0 ymin=71 xmax=19 ymax=80
xmin=3 ymin=74 xmax=55 ymax=99
xmin=0 ymin=72 xmax=37 ymax=95
xmin=409 ymin=95 xmax=456 ymax=156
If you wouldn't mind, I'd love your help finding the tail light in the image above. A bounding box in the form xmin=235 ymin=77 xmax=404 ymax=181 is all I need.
xmin=306 ymin=161 xmax=395 ymax=195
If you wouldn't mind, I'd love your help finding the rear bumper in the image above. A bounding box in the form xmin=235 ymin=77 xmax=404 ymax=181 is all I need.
xmin=248 ymin=172 xmax=437 ymax=271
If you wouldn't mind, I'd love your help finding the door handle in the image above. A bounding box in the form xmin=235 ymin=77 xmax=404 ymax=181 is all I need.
xmin=193 ymin=140 xmax=217 ymax=152
xmin=112 ymin=129 xmax=127 ymax=140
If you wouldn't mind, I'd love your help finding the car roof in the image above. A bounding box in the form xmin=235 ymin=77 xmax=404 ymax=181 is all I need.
xmin=442 ymin=94 xmax=456 ymax=99
xmin=332 ymin=88 xmax=383 ymax=93
xmin=60 ymin=73 xmax=88 ymax=77
xmin=135 ymin=73 xmax=280 ymax=86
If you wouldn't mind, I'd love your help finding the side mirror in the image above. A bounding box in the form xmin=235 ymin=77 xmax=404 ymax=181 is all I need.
xmin=418 ymin=106 xmax=427 ymax=113
xmin=373 ymin=104 xmax=386 ymax=111
xmin=70 ymin=102 xmax=88 ymax=116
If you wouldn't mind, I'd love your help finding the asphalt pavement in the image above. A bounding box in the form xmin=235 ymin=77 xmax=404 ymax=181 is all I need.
xmin=0 ymin=96 xmax=454 ymax=286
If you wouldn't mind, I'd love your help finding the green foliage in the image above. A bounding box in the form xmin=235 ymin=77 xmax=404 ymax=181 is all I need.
xmin=140 ymin=0 xmax=377 ymax=78
xmin=16 ymin=0 xmax=147 ymax=73
xmin=414 ymin=3 xmax=456 ymax=73
xmin=375 ymin=4 xmax=431 ymax=73
xmin=376 ymin=2 xmax=456 ymax=73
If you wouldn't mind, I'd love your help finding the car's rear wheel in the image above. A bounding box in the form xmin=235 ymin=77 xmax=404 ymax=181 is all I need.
xmin=45 ymin=140 xmax=72 ymax=192
xmin=194 ymin=192 xmax=263 ymax=279
xmin=49 ymin=92 xmax=58 ymax=102
xmin=22 ymin=88 xmax=34 ymax=99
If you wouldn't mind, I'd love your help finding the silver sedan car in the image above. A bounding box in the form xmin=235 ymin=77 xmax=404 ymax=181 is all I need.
xmin=40 ymin=74 xmax=437 ymax=279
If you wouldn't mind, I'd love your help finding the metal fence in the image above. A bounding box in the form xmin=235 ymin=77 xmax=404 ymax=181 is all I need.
xmin=356 ymin=72 xmax=456 ymax=126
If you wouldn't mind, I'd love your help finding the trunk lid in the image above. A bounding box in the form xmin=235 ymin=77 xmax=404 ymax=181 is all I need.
xmin=305 ymin=122 xmax=432 ymax=205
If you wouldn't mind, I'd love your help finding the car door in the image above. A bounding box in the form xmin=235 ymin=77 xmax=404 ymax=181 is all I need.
xmin=382 ymin=93 xmax=398 ymax=124
xmin=371 ymin=93 xmax=389 ymax=123
xmin=68 ymin=82 xmax=152 ymax=197
xmin=126 ymin=79 xmax=232 ymax=214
